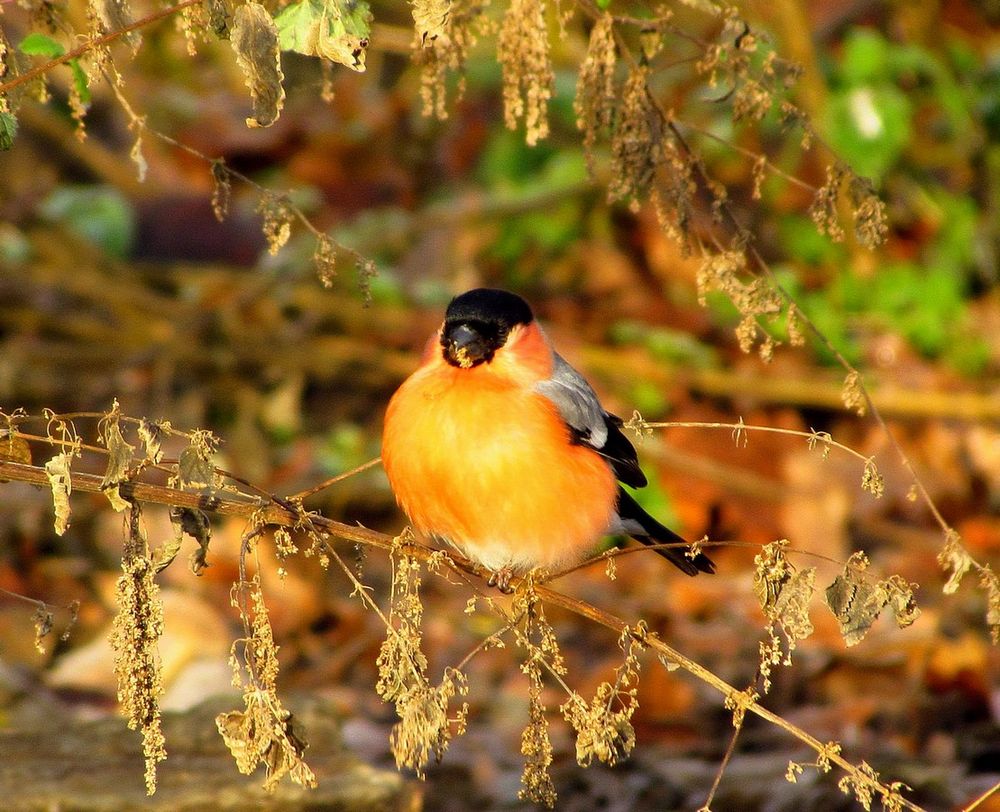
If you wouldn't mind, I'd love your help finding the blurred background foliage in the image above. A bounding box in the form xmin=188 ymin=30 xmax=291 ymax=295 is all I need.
xmin=1 ymin=0 xmax=999 ymax=808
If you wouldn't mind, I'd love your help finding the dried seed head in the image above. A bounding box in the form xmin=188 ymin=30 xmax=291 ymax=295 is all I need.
xmin=608 ymin=66 xmax=663 ymax=208
xmin=497 ymin=0 xmax=554 ymax=145
xmin=574 ymin=14 xmax=617 ymax=171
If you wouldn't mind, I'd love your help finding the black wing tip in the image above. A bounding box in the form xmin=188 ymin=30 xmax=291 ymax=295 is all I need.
xmin=617 ymin=487 xmax=715 ymax=576
xmin=687 ymin=550 xmax=716 ymax=576
xmin=654 ymin=545 xmax=716 ymax=576
xmin=603 ymin=417 xmax=647 ymax=488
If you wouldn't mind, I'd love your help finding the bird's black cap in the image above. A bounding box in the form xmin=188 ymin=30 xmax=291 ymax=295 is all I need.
xmin=440 ymin=289 xmax=535 ymax=368
xmin=444 ymin=289 xmax=534 ymax=330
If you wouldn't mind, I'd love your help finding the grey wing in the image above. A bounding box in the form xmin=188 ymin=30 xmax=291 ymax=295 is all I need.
xmin=534 ymin=352 xmax=647 ymax=488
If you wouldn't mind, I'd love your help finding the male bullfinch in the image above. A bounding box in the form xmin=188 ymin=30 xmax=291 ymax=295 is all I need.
xmin=381 ymin=288 xmax=714 ymax=580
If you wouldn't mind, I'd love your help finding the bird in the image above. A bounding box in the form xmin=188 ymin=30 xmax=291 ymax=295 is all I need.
xmin=381 ymin=288 xmax=714 ymax=584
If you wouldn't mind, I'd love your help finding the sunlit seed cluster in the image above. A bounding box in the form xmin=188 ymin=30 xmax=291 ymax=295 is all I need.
xmin=110 ymin=503 xmax=166 ymax=795
xmin=497 ymin=0 xmax=554 ymax=146
xmin=574 ymin=13 xmax=616 ymax=173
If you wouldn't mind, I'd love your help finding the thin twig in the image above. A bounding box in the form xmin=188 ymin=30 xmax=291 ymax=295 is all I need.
xmin=0 ymin=0 xmax=201 ymax=96
xmin=964 ymin=781 xmax=1000 ymax=812
xmin=289 ymin=457 xmax=382 ymax=501
xmin=703 ymin=718 xmax=745 ymax=810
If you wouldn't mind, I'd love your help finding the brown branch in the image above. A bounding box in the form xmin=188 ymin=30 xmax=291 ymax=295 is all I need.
xmin=0 ymin=458 xmax=395 ymax=550
xmin=0 ymin=0 xmax=201 ymax=97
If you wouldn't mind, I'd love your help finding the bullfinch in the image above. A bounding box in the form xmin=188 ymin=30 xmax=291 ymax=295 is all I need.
xmin=381 ymin=288 xmax=714 ymax=581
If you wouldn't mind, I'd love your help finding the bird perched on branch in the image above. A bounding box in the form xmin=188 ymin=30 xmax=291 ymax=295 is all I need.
xmin=382 ymin=288 xmax=714 ymax=584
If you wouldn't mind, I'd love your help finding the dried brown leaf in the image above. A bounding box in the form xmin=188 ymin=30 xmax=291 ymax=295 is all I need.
xmin=231 ymin=2 xmax=285 ymax=128
xmin=32 ymin=606 xmax=54 ymax=654
xmin=138 ymin=418 xmax=166 ymax=465
xmin=169 ymin=505 xmax=212 ymax=575
xmin=825 ymin=555 xmax=919 ymax=646
xmin=177 ymin=443 xmax=215 ymax=490
xmin=841 ymin=370 xmax=867 ymax=416
xmin=44 ymin=452 xmax=72 ymax=535
xmin=257 ymin=193 xmax=293 ymax=255
xmin=217 ymin=702 xmax=316 ymax=791
xmin=100 ymin=404 xmax=135 ymax=490
xmin=210 ymin=161 xmax=232 ymax=222
xmin=937 ymin=530 xmax=972 ymax=594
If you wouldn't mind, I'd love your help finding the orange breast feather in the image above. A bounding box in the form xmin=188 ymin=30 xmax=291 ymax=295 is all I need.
xmin=382 ymin=354 xmax=617 ymax=572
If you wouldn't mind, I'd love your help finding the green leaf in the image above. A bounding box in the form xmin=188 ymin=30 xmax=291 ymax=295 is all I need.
xmin=69 ymin=59 xmax=92 ymax=105
xmin=19 ymin=32 xmax=66 ymax=59
xmin=824 ymin=84 xmax=911 ymax=181
xmin=275 ymin=0 xmax=372 ymax=72
xmin=0 ymin=111 xmax=17 ymax=151
xmin=40 ymin=185 xmax=136 ymax=258
xmin=838 ymin=29 xmax=887 ymax=86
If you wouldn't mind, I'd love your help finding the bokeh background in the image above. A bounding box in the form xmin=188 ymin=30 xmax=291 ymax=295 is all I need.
xmin=1 ymin=0 xmax=999 ymax=809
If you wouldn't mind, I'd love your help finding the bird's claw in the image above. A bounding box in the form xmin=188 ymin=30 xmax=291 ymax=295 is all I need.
xmin=487 ymin=567 xmax=516 ymax=593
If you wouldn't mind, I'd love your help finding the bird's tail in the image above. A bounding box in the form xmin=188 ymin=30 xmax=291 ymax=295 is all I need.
xmin=615 ymin=487 xmax=715 ymax=576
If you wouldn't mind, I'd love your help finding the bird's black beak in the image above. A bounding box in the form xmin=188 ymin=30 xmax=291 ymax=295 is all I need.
xmin=443 ymin=323 xmax=492 ymax=368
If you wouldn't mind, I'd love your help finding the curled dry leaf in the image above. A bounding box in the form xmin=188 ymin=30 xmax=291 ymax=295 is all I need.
xmin=32 ymin=606 xmax=54 ymax=654
xmin=231 ymin=2 xmax=286 ymax=128
xmin=937 ymin=530 xmax=973 ymax=594
xmin=210 ymin=161 xmax=232 ymax=222
xmin=840 ymin=370 xmax=867 ymax=417
xmin=275 ymin=0 xmax=372 ymax=72
xmin=177 ymin=443 xmax=215 ymax=490
xmin=825 ymin=556 xmax=920 ymax=647
xmin=130 ymin=131 xmax=147 ymax=183
xmin=44 ymin=452 xmax=73 ymax=535
xmin=217 ymin=703 xmax=317 ymax=791
xmin=100 ymin=407 xmax=135 ymax=512
xmin=171 ymin=505 xmax=212 ymax=575
xmin=138 ymin=418 xmax=166 ymax=465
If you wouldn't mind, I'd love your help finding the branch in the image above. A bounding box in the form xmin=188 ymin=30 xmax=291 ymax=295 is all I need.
xmin=0 ymin=0 xmax=201 ymax=97
xmin=0 ymin=457 xmax=395 ymax=551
